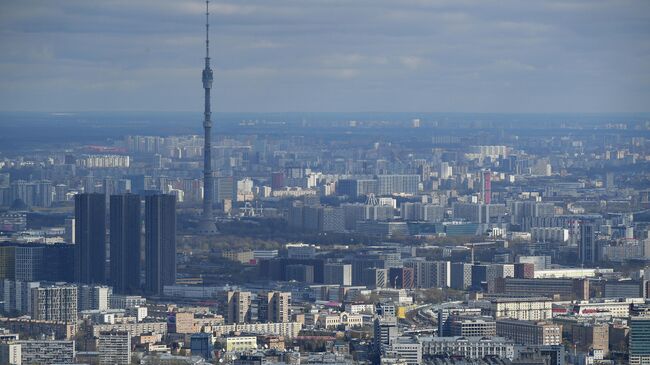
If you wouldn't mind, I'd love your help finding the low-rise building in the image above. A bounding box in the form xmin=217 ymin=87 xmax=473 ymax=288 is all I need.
xmin=496 ymin=319 xmax=561 ymax=345
xmin=18 ymin=340 xmax=75 ymax=365
xmin=223 ymin=336 xmax=257 ymax=352
xmin=209 ymin=322 xmax=302 ymax=339
xmin=421 ymin=336 xmax=515 ymax=360
xmin=450 ymin=316 xmax=496 ymax=337
xmin=475 ymin=297 xmax=553 ymax=321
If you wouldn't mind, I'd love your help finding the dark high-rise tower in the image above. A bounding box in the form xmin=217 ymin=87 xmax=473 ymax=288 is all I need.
xmin=579 ymin=220 xmax=597 ymax=266
xmin=145 ymin=194 xmax=176 ymax=295
xmin=74 ymin=193 xmax=106 ymax=284
xmin=110 ymin=194 xmax=141 ymax=294
xmin=198 ymin=0 xmax=218 ymax=234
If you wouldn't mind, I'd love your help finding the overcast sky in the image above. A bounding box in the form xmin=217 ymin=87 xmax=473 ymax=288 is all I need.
xmin=0 ymin=0 xmax=649 ymax=113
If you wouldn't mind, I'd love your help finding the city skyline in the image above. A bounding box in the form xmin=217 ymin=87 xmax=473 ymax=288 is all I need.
xmin=0 ymin=0 xmax=649 ymax=113
xmin=0 ymin=1 xmax=649 ymax=364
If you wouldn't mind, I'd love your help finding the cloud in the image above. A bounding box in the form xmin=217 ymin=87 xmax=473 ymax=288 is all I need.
xmin=0 ymin=0 xmax=648 ymax=112
xmin=399 ymin=56 xmax=426 ymax=70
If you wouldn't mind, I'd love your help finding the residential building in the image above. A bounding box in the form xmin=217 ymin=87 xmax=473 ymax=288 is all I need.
xmin=98 ymin=330 xmax=131 ymax=365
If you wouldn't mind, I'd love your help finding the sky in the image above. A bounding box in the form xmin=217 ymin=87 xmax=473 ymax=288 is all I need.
xmin=0 ymin=0 xmax=649 ymax=113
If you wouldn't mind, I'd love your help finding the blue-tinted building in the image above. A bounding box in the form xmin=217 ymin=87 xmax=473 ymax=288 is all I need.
xmin=190 ymin=332 xmax=213 ymax=360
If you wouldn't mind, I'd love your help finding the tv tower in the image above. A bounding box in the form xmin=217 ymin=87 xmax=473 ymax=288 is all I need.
xmin=198 ymin=0 xmax=218 ymax=234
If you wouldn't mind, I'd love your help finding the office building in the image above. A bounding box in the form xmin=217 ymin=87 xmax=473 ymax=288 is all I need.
xmin=0 ymin=246 xmax=15 ymax=280
xmin=579 ymin=221 xmax=597 ymax=265
xmin=64 ymin=218 xmax=75 ymax=244
xmin=408 ymin=260 xmax=450 ymax=289
xmin=285 ymin=264 xmax=314 ymax=284
xmin=373 ymin=316 xmax=398 ymax=355
xmin=388 ymin=267 xmax=414 ymax=289
xmin=190 ymin=332 xmax=213 ymax=360
xmin=144 ymin=194 xmax=176 ymax=295
xmin=98 ymin=330 xmax=131 ymax=365
xmin=450 ymin=262 xmax=472 ymax=290
xmin=480 ymin=297 xmax=553 ymax=321
xmin=514 ymin=262 xmax=535 ymax=279
xmin=496 ymin=319 xmax=561 ymax=345
xmin=450 ymin=316 xmax=496 ymax=337
xmin=363 ymin=268 xmax=388 ymax=289
xmin=337 ymin=178 xmax=378 ymax=198
xmin=603 ymin=279 xmax=646 ymax=299
xmin=109 ymin=194 xmax=141 ymax=294
xmin=493 ymin=277 xmax=589 ymax=301
xmin=43 ymin=245 xmax=75 ymax=283
xmin=437 ymin=307 xmax=482 ymax=336
xmin=75 ymin=193 xmax=107 ymax=284
xmin=387 ymin=337 xmax=422 ymax=365
xmin=630 ymin=316 xmax=650 ymax=365
xmin=324 ymin=263 xmax=352 ymax=286
xmin=14 ymin=246 xmax=43 ymax=282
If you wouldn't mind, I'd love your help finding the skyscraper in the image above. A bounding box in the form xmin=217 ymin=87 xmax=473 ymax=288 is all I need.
xmin=110 ymin=194 xmax=141 ymax=294
xmin=481 ymin=170 xmax=491 ymax=204
xmin=74 ymin=193 xmax=106 ymax=284
xmin=197 ymin=0 xmax=218 ymax=234
xmin=145 ymin=194 xmax=176 ymax=295
xmin=579 ymin=221 xmax=597 ymax=266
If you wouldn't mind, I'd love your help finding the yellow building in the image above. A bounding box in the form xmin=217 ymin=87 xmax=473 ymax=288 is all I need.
xmin=224 ymin=336 xmax=257 ymax=352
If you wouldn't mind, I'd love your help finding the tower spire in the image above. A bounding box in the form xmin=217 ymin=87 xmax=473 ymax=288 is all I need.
xmin=205 ymin=0 xmax=210 ymax=60
xmin=198 ymin=0 xmax=218 ymax=234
